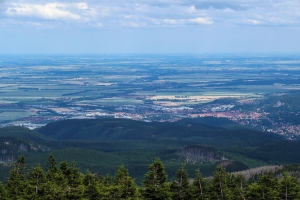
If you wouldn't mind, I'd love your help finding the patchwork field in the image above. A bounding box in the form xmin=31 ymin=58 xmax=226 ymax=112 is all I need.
xmin=0 ymin=54 xmax=300 ymax=133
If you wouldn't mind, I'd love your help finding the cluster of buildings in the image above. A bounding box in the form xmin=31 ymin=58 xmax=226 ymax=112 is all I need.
xmin=1 ymin=97 xmax=299 ymax=139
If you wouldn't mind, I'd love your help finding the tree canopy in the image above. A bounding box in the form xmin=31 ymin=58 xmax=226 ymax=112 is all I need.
xmin=1 ymin=155 xmax=300 ymax=200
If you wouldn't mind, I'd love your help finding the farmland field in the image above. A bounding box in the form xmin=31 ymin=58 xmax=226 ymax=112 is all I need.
xmin=0 ymin=54 xmax=300 ymax=132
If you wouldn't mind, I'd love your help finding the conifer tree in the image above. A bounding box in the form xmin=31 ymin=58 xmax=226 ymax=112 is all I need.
xmin=112 ymin=165 xmax=139 ymax=199
xmin=279 ymin=172 xmax=300 ymax=200
xmin=142 ymin=158 xmax=172 ymax=200
xmin=67 ymin=161 xmax=83 ymax=188
xmin=104 ymin=173 xmax=113 ymax=186
xmin=231 ymin=174 xmax=248 ymax=200
xmin=246 ymin=173 xmax=279 ymax=200
xmin=83 ymin=170 xmax=103 ymax=200
xmin=190 ymin=169 xmax=209 ymax=200
xmin=46 ymin=154 xmax=57 ymax=174
xmin=43 ymin=159 xmax=68 ymax=199
xmin=0 ymin=181 xmax=8 ymax=200
xmin=170 ymin=165 xmax=190 ymax=200
xmin=60 ymin=161 xmax=84 ymax=199
xmin=44 ymin=171 xmax=68 ymax=199
xmin=210 ymin=166 xmax=233 ymax=200
xmin=45 ymin=154 xmax=58 ymax=182
xmin=6 ymin=155 xmax=28 ymax=199
xmin=26 ymin=164 xmax=47 ymax=199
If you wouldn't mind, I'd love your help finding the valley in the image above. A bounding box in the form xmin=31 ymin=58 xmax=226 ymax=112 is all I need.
xmin=1 ymin=54 xmax=300 ymax=183
xmin=0 ymin=54 xmax=300 ymax=138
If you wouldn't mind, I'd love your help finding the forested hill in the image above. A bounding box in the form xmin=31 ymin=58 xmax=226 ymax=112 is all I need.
xmin=0 ymin=126 xmax=47 ymax=142
xmin=1 ymin=117 xmax=300 ymax=183
xmin=37 ymin=117 xmax=282 ymax=148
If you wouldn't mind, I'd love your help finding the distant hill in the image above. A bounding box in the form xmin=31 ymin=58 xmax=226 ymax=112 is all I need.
xmin=37 ymin=117 xmax=282 ymax=148
xmin=0 ymin=117 xmax=299 ymax=183
xmin=177 ymin=116 xmax=243 ymax=129
xmin=35 ymin=117 xmax=300 ymax=166
xmin=0 ymin=127 xmax=50 ymax=164
xmin=0 ymin=126 xmax=47 ymax=142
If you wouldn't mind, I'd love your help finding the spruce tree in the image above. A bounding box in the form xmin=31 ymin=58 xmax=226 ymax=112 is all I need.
xmin=60 ymin=161 xmax=84 ymax=199
xmin=46 ymin=154 xmax=57 ymax=174
xmin=231 ymin=174 xmax=248 ymax=200
xmin=142 ymin=158 xmax=172 ymax=200
xmin=6 ymin=155 xmax=28 ymax=199
xmin=190 ymin=169 xmax=209 ymax=200
xmin=83 ymin=170 xmax=103 ymax=200
xmin=246 ymin=173 xmax=279 ymax=200
xmin=279 ymin=172 xmax=300 ymax=200
xmin=44 ymin=160 xmax=68 ymax=199
xmin=26 ymin=164 xmax=47 ymax=199
xmin=112 ymin=165 xmax=139 ymax=199
xmin=170 ymin=165 xmax=190 ymax=200
xmin=0 ymin=181 xmax=8 ymax=200
xmin=210 ymin=166 xmax=233 ymax=200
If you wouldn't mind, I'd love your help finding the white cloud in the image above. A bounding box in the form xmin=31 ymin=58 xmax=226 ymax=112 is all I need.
xmin=246 ymin=19 xmax=262 ymax=25
xmin=95 ymin=22 xmax=103 ymax=27
xmin=189 ymin=17 xmax=214 ymax=25
xmin=187 ymin=5 xmax=197 ymax=14
xmin=160 ymin=17 xmax=214 ymax=26
xmin=2 ymin=0 xmax=300 ymax=28
xmin=6 ymin=2 xmax=89 ymax=21
xmin=76 ymin=3 xmax=88 ymax=10
xmin=163 ymin=19 xmax=178 ymax=25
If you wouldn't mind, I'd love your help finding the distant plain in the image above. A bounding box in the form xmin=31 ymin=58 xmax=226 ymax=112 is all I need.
xmin=0 ymin=54 xmax=300 ymax=125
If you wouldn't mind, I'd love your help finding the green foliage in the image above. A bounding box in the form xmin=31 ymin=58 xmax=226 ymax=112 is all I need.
xmin=6 ymin=156 xmax=28 ymax=199
xmin=210 ymin=166 xmax=233 ymax=200
xmin=170 ymin=165 xmax=190 ymax=200
xmin=43 ymin=167 xmax=68 ymax=199
xmin=37 ymin=118 xmax=282 ymax=149
xmin=230 ymin=174 xmax=248 ymax=200
xmin=46 ymin=154 xmax=57 ymax=174
xmin=2 ymin=117 xmax=300 ymax=188
xmin=278 ymin=172 xmax=300 ymax=200
xmin=3 ymin=155 xmax=300 ymax=199
xmin=246 ymin=173 xmax=279 ymax=200
xmin=26 ymin=164 xmax=46 ymax=198
xmin=113 ymin=165 xmax=139 ymax=199
xmin=0 ymin=126 xmax=47 ymax=142
xmin=0 ymin=181 xmax=8 ymax=200
xmin=190 ymin=169 xmax=209 ymax=200
xmin=142 ymin=158 xmax=172 ymax=200
xmin=60 ymin=161 xmax=84 ymax=199
xmin=26 ymin=117 xmax=298 ymax=183
xmin=230 ymin=141 xmax=300 ymax=164
xmin=83 ymin=170 xmax=104 ymax=200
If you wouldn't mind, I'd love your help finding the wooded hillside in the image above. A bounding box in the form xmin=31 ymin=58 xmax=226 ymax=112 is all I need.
xmin=1 ymin=155 xmax=300 ymax=200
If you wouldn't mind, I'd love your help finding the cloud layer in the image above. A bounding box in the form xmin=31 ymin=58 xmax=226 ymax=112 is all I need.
xmin=1 ymin=0 xmax=300 ymax=54
xmin=2 ymin=0 xmax=300 ymax=29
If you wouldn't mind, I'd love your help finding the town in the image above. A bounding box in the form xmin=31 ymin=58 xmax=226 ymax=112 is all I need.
xmin=0 ymin=54 xmax=300 ymax=139
xmin=1 ymin=91 xmax=300 ymax=140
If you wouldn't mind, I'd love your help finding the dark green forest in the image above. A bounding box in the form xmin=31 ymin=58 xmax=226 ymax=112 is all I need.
xmin=0 ymin=117 xmax=300 ymax=199
xmin=1 ymin=117 xmax=300 ymax=188
xmin=1 ymin=155 xmax=300 ymax=200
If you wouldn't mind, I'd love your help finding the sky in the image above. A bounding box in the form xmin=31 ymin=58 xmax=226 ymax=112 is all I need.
xmin=1 ymin=0 xmax=300 ymax=54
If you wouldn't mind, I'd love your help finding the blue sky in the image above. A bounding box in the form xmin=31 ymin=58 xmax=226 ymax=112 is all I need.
xmin=1 ymin=0 xmax=300 ymax=54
